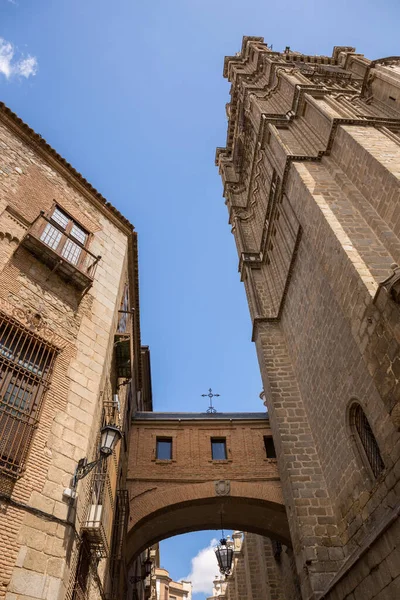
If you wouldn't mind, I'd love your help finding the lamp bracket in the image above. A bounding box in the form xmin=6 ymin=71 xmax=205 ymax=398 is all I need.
xmin=73 ymin=457 xmax=101 ymax=485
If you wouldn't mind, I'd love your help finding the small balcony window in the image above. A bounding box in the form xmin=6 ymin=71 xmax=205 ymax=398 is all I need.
xmin=21 ymin=206 xmax=101 ymax=291
xmin=156 ymin=438 xmax=172 ymax=460
xmin=211 ymin=438 xmax=227 ymax=460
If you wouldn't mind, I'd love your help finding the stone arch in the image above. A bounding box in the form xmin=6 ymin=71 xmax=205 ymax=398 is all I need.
xmin=127 ymin=480 xmax=289 ymax=563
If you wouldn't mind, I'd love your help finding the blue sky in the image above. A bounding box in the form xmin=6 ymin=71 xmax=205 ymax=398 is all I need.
xmin=1 ymin=0 xmax=399 ymax=597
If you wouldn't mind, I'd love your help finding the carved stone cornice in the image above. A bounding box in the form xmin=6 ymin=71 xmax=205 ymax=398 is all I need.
xmin=361 ymin=56 xmax=400 ymax=97
xmin=0 ymin=297 xmax=67 ymax=349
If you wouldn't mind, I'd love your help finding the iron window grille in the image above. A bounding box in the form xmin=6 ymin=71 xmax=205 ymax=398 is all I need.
xmin=351 ymin=404 xmax=385 ymax=479
xmin=0 ymin=313 xmax=56 ymax=478
xmin=211 ymin=438 xmax=227 ymax=460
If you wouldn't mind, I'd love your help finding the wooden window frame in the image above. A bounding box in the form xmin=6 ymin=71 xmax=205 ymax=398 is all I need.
xmin=37 ymin=204 xmax=91 ymax=271
xmin=211 ymin=437 xmax=227 ymax=461
xmin=156 ymin=437 xmax=173 ymax=461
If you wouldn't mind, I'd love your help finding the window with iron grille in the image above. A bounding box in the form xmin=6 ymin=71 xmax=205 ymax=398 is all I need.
xmin=72 ymin=536 xmax=92 ymax=600
xmin=351 ymin=403 xmax=385 ymax=479
xmin=0 ymin=314 xmax=56 ymax=478
xmin=40 ymin=206 xmax=89 ymax=267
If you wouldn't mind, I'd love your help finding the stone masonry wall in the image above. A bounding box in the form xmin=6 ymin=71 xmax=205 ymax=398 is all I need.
xmin=216 ymin=37 xmax=400 ymax=599
xmin=213 ymin=533 xmax=300 ymax=600
xmin=0 ymin=112 xmax=132 ymax=600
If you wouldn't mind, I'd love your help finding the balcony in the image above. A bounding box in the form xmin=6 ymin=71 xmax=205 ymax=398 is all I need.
xmin=21 ymin=212 xmax=101 ymax=291
xmin=114 ymin=334 xmax=131 ymax=379
xmin=81 ymin=472 xmax=115 ymax=558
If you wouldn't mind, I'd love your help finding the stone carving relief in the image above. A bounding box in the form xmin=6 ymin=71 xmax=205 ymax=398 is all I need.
xmin=0 ymin=296 xmax=67 ymax=349
xmin=215 ymin=480 xmax=231 ymax=496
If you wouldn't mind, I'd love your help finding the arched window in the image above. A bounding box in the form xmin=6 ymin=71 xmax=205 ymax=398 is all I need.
xmin=350 ymin=403 xmax=385 ymax=478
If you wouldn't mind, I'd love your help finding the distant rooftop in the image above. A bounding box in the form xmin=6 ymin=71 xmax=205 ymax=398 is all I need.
xmin=133 ymin=412 xmax=268 ymax=421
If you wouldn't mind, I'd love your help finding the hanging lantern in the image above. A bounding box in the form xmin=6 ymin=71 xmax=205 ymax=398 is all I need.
xmin=99 ymin=424 xmax=122 ymax=457
xmin=144 ymin=556 xmax=153 ymax=578
xmin=215 ymin=538 xmax=233 ymax=576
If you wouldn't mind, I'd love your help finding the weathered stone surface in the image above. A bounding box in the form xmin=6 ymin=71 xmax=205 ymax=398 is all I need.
xmin=217 ymin=37 xmax=400 ymax=600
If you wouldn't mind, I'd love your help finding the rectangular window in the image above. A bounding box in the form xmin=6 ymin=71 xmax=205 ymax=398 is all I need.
xmin=156 ymin=438 xmax=172 ymax=460
xmin=0 ymin=314 xmax=56 ymax=477
xmin=211 ymin=438 xmax=227 ymax=460
xmin=264 ymin=436 xmax=277 ymax=459
xmin=40 ymin=206 xmax=88 ymax=268
xmin=117 ymin=284 xmax=130 ymax=333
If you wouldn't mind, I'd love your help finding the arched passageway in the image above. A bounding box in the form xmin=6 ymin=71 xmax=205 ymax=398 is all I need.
xmin=127 ymin=493 xmax=290 ymax=562
xmin=127 ymin=412 xmax=290 ymax=562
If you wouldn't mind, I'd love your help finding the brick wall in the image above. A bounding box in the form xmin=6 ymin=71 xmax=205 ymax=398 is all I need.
xmin=126 ymin=415 xmax=290 ymax=562
xmin=0 ymin=108 xmax=136 ymax=600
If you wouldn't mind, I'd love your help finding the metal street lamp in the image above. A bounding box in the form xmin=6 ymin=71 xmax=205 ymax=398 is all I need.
xmin=130 ymin=557 xmax=153 ymax=584
xmin=73 ymin=424 xmax=122 ymax=483
xmin=215 ymin=537 xmax=233 ymax=577
xmin=99 ymin=424 xmax=122 ymax=457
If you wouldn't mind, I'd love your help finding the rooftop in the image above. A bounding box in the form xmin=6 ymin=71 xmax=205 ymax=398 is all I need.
xmin=0 ymin=102 xmax=134 ymax=232
xmin=133 ymin=412 xmax=268 ymax=421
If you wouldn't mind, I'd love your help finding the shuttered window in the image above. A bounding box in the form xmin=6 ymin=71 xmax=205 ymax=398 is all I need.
xmin=0 ymin=314 xmax=56 ymax=478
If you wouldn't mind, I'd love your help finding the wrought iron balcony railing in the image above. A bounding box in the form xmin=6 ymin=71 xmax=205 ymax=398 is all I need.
xmin=21 ymin=212 xmax=101 ymax=291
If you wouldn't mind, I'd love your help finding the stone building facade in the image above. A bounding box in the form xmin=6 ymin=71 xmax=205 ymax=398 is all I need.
xmin=0 ymin=103 xmax=152 ymax=600
xmin=216 ymin=38 xmax=400 ymax=599
xmin=207 ymin=532 xmax=299 ymax=600
xmin=151 ymin=567 xmax=191 ymax=600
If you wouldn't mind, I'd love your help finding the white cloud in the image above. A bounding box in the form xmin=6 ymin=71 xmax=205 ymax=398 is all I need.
xmin=0 ymin=37 xmax=37 ymax=79
xmin=182 ymin=538 xmax=219 ymax=595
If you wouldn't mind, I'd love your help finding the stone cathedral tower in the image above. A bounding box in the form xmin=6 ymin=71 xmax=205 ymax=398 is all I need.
xmin=216 ymin=38 xmax=400 ymax=600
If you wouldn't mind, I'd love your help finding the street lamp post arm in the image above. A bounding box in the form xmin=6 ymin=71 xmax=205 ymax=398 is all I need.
xmin=72 ymin=457 xmax=103 ymax=487
xmin=74 ymin=458 xmax=101 ymax=482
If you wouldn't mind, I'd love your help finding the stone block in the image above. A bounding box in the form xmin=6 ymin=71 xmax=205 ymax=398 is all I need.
xmin=8 ymin=569 xmax=45 ymax=598
xmin=17 ymin=526 xmax=46 ymax=552
xmin=42 ymin=575 xmax=62 ymax=600
xmin=29 ymin=492 xmax=55 ymax=515
xmin=23 ymin=549 xmax=47 ymax=574
xmin=46 ymin=557 xmax=65 ymax=579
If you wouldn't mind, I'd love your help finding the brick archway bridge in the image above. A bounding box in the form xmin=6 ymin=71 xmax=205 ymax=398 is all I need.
xmin=126 ymin=412 xmax=289 ymax=562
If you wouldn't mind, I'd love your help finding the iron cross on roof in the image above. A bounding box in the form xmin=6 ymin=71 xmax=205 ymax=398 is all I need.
xmin=201 ymin=388 xmax=220 ymax=414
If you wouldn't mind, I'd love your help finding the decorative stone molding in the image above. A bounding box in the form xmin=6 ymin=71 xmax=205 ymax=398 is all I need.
xmin=0 ymin=297 xmax=67 ymax=349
